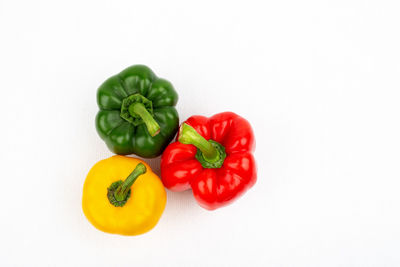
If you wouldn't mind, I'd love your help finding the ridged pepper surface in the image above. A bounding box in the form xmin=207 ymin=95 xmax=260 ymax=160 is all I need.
xmin=96 ymin=65 xmax=179 ymax=157
xmin=161 ymin=112 xmax=257 ymax=210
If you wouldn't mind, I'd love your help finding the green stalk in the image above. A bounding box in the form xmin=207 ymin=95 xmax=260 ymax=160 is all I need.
xmin=178 ymin=123 xmax=220 ymax=163
xmin=129 ymin=103 xmax=160 ymax=136
xmin=114 ymin=163 xmax=147 ymax=202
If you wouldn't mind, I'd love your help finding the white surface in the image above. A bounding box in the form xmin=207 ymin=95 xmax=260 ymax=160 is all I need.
xmin=1 ymin=0 xmax=400 ymax=266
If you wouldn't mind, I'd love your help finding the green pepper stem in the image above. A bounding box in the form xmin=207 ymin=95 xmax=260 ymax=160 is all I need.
xmin=114 ymin=163 xmax=147 ymax=202
xmin=178 ymin=123 xmax=220 ymax=163
xmin=129 ymin=103 xmax=160 ymax=136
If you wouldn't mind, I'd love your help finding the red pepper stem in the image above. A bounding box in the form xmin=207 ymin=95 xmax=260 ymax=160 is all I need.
xmin=114 ymin=163 xmax=147 ymax=202
xmin=129 ymin=103 xmax=160 ymax=137
xmin=178 ymin=123 xmax=220 ymax=163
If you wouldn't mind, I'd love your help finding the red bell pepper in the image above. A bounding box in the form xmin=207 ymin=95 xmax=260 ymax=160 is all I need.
xmin=161 ymin=112 xmax=257 ymax=210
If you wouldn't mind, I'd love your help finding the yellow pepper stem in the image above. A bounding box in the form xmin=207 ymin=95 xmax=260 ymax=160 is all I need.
xmin=107 ymin=163 xmax=147 ymax=207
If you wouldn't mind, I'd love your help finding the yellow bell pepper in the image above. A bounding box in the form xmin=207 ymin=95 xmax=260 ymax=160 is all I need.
xmin=82 ymin=155 xmax=166 ymax=235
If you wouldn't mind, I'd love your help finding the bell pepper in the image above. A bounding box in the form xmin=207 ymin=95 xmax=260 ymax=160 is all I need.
xmin=82 ymin=155 xmax=166 ymax=235
xmin=161 ymin=112 xmax=257 ymax=210
xmin=96 ymin=65 xmax=179 ymax=157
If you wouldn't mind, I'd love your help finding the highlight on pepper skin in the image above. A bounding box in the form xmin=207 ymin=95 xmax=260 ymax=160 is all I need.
xmin=82 ymin=155 xmax=167 ymax=235
xmin=161 ymin=111 xmax=257 ymax=210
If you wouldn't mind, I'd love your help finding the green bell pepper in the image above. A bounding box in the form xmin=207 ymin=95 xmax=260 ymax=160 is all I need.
xmin=96 ymin=65 xmax=179 ymax=158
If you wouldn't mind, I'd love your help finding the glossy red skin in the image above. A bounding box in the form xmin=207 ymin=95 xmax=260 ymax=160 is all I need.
xmin=161 ymin=112 xmax=257 ymax=210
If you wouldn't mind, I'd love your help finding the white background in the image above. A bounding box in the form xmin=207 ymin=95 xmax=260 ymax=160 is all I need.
xmin=1 ymin=0 xmax=400 ymax=266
